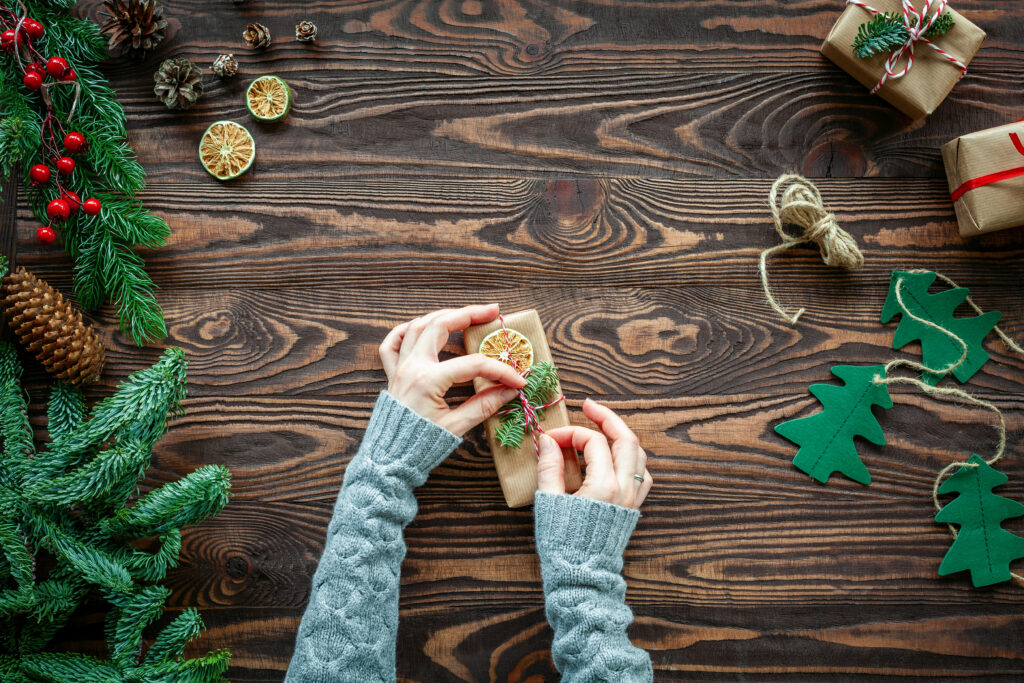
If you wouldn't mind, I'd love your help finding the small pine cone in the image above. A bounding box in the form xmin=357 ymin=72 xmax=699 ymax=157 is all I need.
xmin=154 ymin=57 xmax=204 ymax=110
xmin=295 ymin=21 xmax=317 ymax=41
xmin=2 ymin=268 xmax=105 ymax=387
xmin=243 ymin=23 xmax=271 ymax=49
xmin=101 ymin=0 xmax=169 ymax=60
xmin=212 ymin=53 xmax=238 ymax=78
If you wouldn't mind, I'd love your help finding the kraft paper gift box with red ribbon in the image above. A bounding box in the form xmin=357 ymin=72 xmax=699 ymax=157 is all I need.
xmin=463 ymin=309 xmax=582 ymax=508
xmin=942 ymin=121 xmax=1024 ymax=237
xmin=821 ymin=0 xmax=985 ymax=119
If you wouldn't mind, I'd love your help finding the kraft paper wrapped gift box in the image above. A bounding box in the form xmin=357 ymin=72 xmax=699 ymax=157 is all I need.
xmin=942 ymin=120 xmax=1024 ymax=236
xmin=463 ymin=309 xmax=582 ymax=508
xmin=821 ymin=0 xmax=985 ymax=119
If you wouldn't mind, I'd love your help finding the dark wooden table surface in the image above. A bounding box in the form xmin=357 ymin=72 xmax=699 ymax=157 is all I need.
xmin=15 ymin=0 xmax=1024 ymax=680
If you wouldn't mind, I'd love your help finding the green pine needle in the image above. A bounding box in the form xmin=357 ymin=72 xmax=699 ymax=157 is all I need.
xmin=852 ymin=11 xmax=955 ymax=58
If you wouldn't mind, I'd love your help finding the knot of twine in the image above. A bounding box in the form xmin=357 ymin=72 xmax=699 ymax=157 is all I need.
xmin=495 ymin=314 xmax=563 ymax=455
xmin=759 ymin=174 xmax=864 ymax=324
xmin=847 ymin=0 xmax=968 ymax=94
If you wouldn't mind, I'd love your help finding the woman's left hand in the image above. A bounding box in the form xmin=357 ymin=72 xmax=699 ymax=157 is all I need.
xmin=379 ymin=304 xmax=526 ymax=437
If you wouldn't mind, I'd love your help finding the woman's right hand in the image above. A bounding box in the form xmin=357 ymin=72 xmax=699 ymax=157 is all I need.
xmin=536 ymin=399 xmax=653 ymax=510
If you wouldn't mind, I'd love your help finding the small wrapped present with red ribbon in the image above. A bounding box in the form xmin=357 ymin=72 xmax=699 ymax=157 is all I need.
xmin=942 ymin=121 xmax=1024 ymax=236
xmin=821 ymin=0 xmax=985 ymax=119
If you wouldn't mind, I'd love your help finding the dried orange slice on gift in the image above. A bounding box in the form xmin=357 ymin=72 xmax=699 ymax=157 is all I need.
xmin=479 ymin=328 xmax=533 ymax=374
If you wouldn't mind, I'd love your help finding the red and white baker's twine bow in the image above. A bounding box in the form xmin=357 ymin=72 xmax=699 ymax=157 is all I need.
xmin=847 ymin=0 xmax=967 ymax=94
xmin=493 ymin=314 xmax=564 ymax=455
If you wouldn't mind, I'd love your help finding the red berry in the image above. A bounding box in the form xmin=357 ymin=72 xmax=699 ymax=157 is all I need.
xmin=1 ymin=28 xmax=25 ymax=51
xmin=82 ymin=198 xmax=102 ymax=216
xmin=29 ymin=164 xmax=51 ymax=185
xmin=63 ymin=191 xmax=81 ymax=213
xmin=46 ymin=198 xmax=70 ymax=222
xmin=55 ymin=156 xmax=75 ymax=176
xmin=37 ymin=226 xmax=56 ymax=244
xmin=25 ymin=61 xmax=44 ymax=75
xmin=45 ymin=56 xmax=69 ymax=78
xmin=63 ymin=131 xmax=87 ymax=153
xmin=22 ymin=71 xmax=42 ymax=90
xmin=22 ymin=19 xmax=44 ymax=41
xmin=61 ymin=69 xmax=76 ymax=83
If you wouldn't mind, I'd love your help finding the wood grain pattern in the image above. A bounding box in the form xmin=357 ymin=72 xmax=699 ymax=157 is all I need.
xmin=16 ymin=0 xmax=1024 ymax=680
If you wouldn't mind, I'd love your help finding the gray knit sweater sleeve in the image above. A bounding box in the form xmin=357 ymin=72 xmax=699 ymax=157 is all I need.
xmin=285 ymin=391 xmax=461 ymax=683
xmin=534 ymin=491 xmax=654 ymax=682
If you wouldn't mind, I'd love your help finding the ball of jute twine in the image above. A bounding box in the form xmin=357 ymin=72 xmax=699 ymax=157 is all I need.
xmin=759 ymin=174 xmax=864 ymax=324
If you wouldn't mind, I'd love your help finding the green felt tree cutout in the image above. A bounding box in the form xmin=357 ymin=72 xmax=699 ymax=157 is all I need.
xmin=775 ymin=365 xmax=893 ymax=485
xmin=881 ymin=270 xmax=1001 ymax=386
xmin=935 ymin=455 xmax=1024 ymax=587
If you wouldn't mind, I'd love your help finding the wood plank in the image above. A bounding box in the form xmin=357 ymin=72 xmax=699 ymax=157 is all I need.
xmin=14 ymin=177 xmax=1024 ymax=292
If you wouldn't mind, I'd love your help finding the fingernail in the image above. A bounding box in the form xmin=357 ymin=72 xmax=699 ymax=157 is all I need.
xmin=539 ymin=433 xmax=556 ymax=450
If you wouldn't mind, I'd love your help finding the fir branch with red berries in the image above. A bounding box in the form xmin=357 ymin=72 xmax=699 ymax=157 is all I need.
xmin=0 ymin=0 xmax=167 ymax=345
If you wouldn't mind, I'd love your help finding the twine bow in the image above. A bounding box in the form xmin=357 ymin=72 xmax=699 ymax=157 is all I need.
xmin=847 ymin=0 xmax=968 ymax=94
xmin=759 ymin=174 xmax=864 ymax=324
xmin=494 ymin=314 xmax=564 ymax=455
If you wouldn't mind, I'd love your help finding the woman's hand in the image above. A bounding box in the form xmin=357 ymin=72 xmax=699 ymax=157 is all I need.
xmin=379 ymin=304 xmax=527 ymax=437
xmin=537 ymin=399 xmax=653 ymax=510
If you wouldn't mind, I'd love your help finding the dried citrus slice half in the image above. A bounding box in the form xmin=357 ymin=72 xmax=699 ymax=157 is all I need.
xmin=199 ymin=120 xmax=255 ymax=180
xmin=246 ymin=75 xmax=292 ymax=122
xmin=479 ymin=328 xmax=534 ymax=374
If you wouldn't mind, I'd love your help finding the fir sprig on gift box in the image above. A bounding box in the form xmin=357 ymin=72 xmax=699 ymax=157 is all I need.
xmin=0 ymin=0 xmax=168 ymax=345
xmin=496 ymin=361 xmax=559 ymax=449
xmin=852 ymin=11 xmax=955 ymax=58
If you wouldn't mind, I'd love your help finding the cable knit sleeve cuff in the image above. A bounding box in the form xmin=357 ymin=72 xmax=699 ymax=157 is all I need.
xmin=359 ymin=391 xmax=462 ymax=475
xmin=534 ymin=492 xmax=640 ymax=564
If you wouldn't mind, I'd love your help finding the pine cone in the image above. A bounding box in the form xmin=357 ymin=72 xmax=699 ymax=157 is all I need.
xmin=2 ymin=268 xmax=105 ymax=387
xmin=295 ymin=21 xmax=317 ymax=41
xmin=101 ymin=0 xmax=169 ymax=60
xmin=211 ymin=53 xmax=237 ymax=78
xmin=243 ymin=23 xmax=271 ymax=49
xmin=154 ymin=57 xmax=203 ymax=110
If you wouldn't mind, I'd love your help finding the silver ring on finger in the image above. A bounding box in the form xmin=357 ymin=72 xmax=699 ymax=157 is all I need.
xmin=633 ymin=472 xmax=645 ymax=484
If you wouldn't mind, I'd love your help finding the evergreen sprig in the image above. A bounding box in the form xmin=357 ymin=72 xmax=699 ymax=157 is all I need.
xmin=852 ymin=11 xmax=956 ymax=58
xmin=0 ymin=255 xmax=230 ymax=681
xmin=0 ymin=0 xmax=168 ymax=345
xmin=495 ymin=361 xmax=560 ymax=449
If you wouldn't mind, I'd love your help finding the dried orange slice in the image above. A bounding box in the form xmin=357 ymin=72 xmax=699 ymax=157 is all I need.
xmin=199 ymin=121 xmax=254 ymax=180
xmin=479 ymin=328 xmax=533 ymax=374
xmin=245 ymin=75 xmax=292 ymax=122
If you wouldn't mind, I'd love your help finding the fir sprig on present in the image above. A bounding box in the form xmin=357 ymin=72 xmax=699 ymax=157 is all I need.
xmin=852 ymin=11 xmax=955 ymax=58
xmin=0 ymin=259 xmax=231 ymax=682
xmin=496 ymin=361 xmax=559 ymax=449
xmin=0 ymin=0 xmax=168 ymax=345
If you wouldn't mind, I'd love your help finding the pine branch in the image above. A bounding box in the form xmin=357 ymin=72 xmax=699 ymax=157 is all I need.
xmin=853 ymin=11 xmax=956 ymax=58
xmin=98 ymin=465 xmax=232 ymax=538
xmin=47 ymin=383 xmax=87 ymax=444
xmin=144 ymin=608 xmax=204 ymax=664
xmin=108 ymin=585 xmax=172 ymax=668
xmin=495 ymin=362 xmax=560 ymax=449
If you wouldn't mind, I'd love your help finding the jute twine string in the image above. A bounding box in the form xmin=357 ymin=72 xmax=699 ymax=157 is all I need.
xmin=759 ymin=174 xmax=864 ymax=324
xmin=874 ymin=271 xmax=1024 ymax=583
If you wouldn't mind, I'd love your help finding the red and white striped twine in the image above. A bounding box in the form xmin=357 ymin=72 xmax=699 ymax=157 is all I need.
xmin=494 ymin=314 xmax=564 ymax=456
xmin=846 ymin=0 xmax=967 ymax=94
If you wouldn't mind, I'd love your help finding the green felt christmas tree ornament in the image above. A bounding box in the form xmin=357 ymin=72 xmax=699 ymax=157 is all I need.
xmin=775 ymin=364 xmax=893 ymax=485
xmin=881 ymin=270 xmax=1001 ymax=385
xmin=0 ymin=258 xmax=231 ymax=681
xmin=935 ymin=455 xmax=1024 ymax=587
